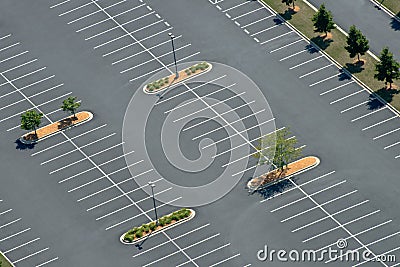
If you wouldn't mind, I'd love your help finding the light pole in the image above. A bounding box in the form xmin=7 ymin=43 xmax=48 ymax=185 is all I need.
xmin=149 ymin=181 xmax=159 ymax=226
xmin=169 ymin=32 xmax=179 ymax=80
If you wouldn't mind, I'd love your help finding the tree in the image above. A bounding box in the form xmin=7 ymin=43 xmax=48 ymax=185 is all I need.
xmin=345 ymin=25 xmax=369 ymax=62
xmin=312 ymin=4 xmax=335 ymax=37
xmin=61 ymin=96 xmax=81 ymax=119
xmin=282 ymin=0 xmax=296 ymax=9
xmin=374 ymin=47 xmax=400 ymax=89
xmin=21 ymin=110 xmax=43 ymax=136
xmin=254 ymin=128 xmax=303 ymax=172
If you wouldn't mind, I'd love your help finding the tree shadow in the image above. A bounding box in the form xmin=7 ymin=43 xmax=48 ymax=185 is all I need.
xmin=391 ymin=13 xmax=400 ymax=31
xmin=279 ymin=9 xmax=296 ymax=21
xmin=367 ymin=88 xmax=400 ymax=110
xmin=310 ymin=35 xmax=333 ymax=50
xmin=15 ymin=139 xmax=35 ymax=150
xmin=338 ymin=70 xmax=351 ymax=81
xmin=305 ymin=44 xmax=319 ymax=54
xmin=345 ymin=60 xmax=365 ymax=74
xmin=256 ymin=177 xmax=299 ymax=200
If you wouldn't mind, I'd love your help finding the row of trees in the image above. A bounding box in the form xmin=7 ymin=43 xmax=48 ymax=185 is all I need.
xmin=21 ymin=96 xmax=81 ymax=136
xmin=282 ymin=1 xmax=400 ymax=89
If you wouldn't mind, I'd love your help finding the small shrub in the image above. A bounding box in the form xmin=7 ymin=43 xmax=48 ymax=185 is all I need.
xmin=164 ymin=216 xmax=172 ymax=225
xmin=142 ymin=224 xmax=150 ymax=233
xmin=164 ymin=77 xmax=169 ymax=83
xmin=135 ymin=230 xmax=143 ymax=238
xmin=171 ymin=214 xmax=179 ymax=221
xmin=149 ymin=222 xmax=157 ymax=231
xmin=158 ymin=218 xmax=165 ymax=226
xmin=124 ymin=235 xmax=134 ymax=243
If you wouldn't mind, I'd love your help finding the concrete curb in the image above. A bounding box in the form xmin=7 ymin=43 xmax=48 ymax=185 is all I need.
xmin=19 ymin=111 xmax=93 ymax=144
xmin=120 ymin=209 xmax=196 ymax=245
xmin=1 ymin=251 xmax=15 ymax=267
xmin=143 ymin=63 xmax=213 ymax=95
xmin=258 ymin=0 xmax=400 ymax=118
xmin=369 ymin=0 xmax=400 ymax=22
xmin=247 ymin=156 xmax=320 ymax=191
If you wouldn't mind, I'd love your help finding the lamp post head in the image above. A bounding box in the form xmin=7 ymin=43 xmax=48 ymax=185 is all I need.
xmin=148 ymin=181 xmax=155 ymax=188
xmin=168 ymin=32 xmax=175 ymax=39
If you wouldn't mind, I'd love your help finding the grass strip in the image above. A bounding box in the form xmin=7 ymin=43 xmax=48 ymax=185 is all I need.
xmin=379 ymin=0 xmax=400 ymax=14
xmin=261 ymin=0 xmax=400 ymax=110
xmin=0 ymin=252 xmax=14 ymax=267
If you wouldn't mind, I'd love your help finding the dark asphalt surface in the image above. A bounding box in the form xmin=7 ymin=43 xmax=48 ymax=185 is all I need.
xmin=307 ymin=0 xmax=400 ymax=60
xmin=0 ymin=0 xmax=399 ymax=266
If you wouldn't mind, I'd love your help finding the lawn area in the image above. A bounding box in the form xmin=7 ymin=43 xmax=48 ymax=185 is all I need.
xmin=0 ymin=252 xmax=13 ymax=267
xmin=381 ymin=0 xmax=400 ymax=14
xmin=261 ymin=0 xmax=400 ymax=110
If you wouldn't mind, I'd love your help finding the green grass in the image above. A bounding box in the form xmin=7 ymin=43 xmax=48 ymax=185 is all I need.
xmin=381 ymin=0 xmax=400 ymax=14
xmin=261 ymin=0 xmax=400 ymax=110
xmin=0 ymin=252 xmax=13 ymax=267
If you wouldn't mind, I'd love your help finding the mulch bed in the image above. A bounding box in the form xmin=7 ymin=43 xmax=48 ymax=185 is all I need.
xmin=22 ymin=111 xmax=90 ymax=141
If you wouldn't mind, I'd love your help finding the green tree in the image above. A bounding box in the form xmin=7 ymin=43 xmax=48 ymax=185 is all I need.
xmin=254 ymin=128 xmax=303 ymax=172
xmin=21 ymin=110 xmax=43 ymax=136
xmin=312 ymin=4 xmax=335 ymax=37
xmin=374 ymin=47 xmax=400 ymax=89
xmin=345 ymin=25 xmax=369 ymax=62
xmin=61 ymin=96 xmax=81 ymax=119
xmin=282 ymin=0 xmax=296 ymax=9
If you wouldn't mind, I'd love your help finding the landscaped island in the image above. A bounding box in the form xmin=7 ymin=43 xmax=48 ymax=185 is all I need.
xmin=121 ymin=208 xmax=195 ymax=244
xmin=144 ymin=62 xmax=211 ymax=94
xmin=247 ymin=156 xmax=320 ymax=190
xmin=20 ymin=111 xmax=92 ymax=144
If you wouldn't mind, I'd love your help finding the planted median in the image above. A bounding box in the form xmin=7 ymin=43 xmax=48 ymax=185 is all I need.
xmin=144 ymin=62 xmax=211 ymax=94
xmin=121 ymin=208 xmax=195 ymax=244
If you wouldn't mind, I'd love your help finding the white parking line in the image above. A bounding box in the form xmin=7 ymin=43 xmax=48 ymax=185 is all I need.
xmin=251 ymin=24 xmax=281 ymax=37
xmin=340 ymin=100 xmax=369 ymax=113
xmin=0 ymin=42 xmax=20 ymax=53
xmin=193 ymin=110 xmax=268 ymax=141
xmin=59 ymin=0 xmax=99 ymax=16
xmin=93 ymin=19 xmax=163 ymax=48
xmin=242 ymin=15 xmax=274 ymax=29
xmin=281 ymin=190 xmax=358 ymax=222
xmin=0 ymin=218 xmax=21 ymax=229
xmin=36 ymin=257 xmax=59 ymax=267
xmin=13 ymin=247 xmax=49 ymax=264
xmin=0 ymin=75 xmax=55 ymax=100
xmin=299 ymin=64 xmax=332 ymax=78
xmin=302 ymin=209 xmax=380 ymax=242
xmin=385 ymin=140 xmax=400 ymax=150
xmin=270 ymin=39 xmax=302 ymax=53
xmin=32 ymin=124 xmax=107 ymax=156
xmin=102 ymin=27 xmax=172 ymax=55
xmin=177 ymin=244 xmax=233 ymax=267
xmin=320 ymin=81 xmax=355 ymax=96
xmin=293 ymin=199 xmax=371 ymax=233
xmin=77 ymin=169 xmax=153 ymax=202
xmin=142 ymin=233 xmax=220 ymax=267
xmin=121 ymin=43 xmax=190 ymax=73
xmin=0 ymin=67 xmax=47 ymax=87
xmin=0 ymin=51 xmax=29 ymax=64
xmin=75 ymin=1 xmax=142 ymax=29
xmin=105 ymin=197 xmax=181 ymax=231
xmin=232 ymin=7 xmax=264 ymax=20
xmin=362 ymin=116 xmax=397 ymax=131
xmin=0 ymin=228 xmax=30 ymax=243
xmin=41 ymin=133 xmax=116 ymax=165
xmin=2 ymin=59 xmax=38 ymax=74
xmin=3 ymin=238 xmax=40 ymax=254
xmin=0 ymin=209 xmax=12 ymax=216
xmin=84 ymin=12 xmax=155 ymax=40
xmin=222 ymin=1 xmax=249 ymax=12
xmin=165 ymin=83 xmax=235 ymax=114
xmin=132 ymin=223 xmax=210 ymax=259
xmin=129 ymin=52 xmax=200 ymax=82
xmin=156 ymin=75 xmax=226 ymax=106
xmin=309 ymin=73 xmax=340 ymax=87
xmin=0 ymin=34 xmax=11 ymax=41
xmin=330 ymin=90 xmax=364 ymax=104
xmin=50 ymin=0 xmax=70 ymax=8
xmin=202 ymin=119 xmax=275 ymax=149
xmin=96 ymin=187 xmax=172 ymax=220
xmin=112 ymin=35 xmax=182 ymax=65
xmin=279 ymin=49 xmax=307 ymax=61
xmin=315 ymin=220 xmax=392 ymax=253
xmin=209 ymin=253 xmax=241 ymax=267
xmin=373 ymin=127 xmax=400 ymax=140
xmin=86 ymin=177 xmax=163 ymax=211
xmin=351 ymin=107 xmax=387 ymax=122
xmin=260 ymin=31 xmax=293 ymax=45
xmin=271 ymin=180 xmax=347 ymax=213
xmin=183 ymin=100 xmax=255 ymax=132
xmin=173 ymin=92 xmax=246 ymax=123
xmin=289 ymin=55 xmax=323 ymax=69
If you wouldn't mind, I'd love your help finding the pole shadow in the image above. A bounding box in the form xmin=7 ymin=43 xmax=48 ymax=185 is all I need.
xmin=15 ymin=139 xmax=36 ymax=150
